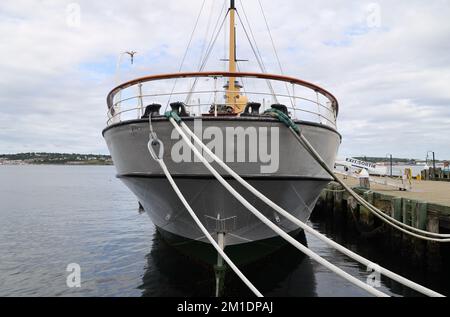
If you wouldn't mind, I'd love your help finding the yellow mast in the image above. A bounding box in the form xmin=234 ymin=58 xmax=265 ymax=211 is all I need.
xmin=226 ymin=0 xmax=246 ymax=113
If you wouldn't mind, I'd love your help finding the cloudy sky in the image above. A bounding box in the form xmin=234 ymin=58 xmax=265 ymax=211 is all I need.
xmin=1 ymin=0 xmax=449 ymax=160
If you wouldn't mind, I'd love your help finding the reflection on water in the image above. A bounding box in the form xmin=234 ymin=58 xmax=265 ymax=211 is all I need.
xmin=139 ymin=230 xmax=317 ymax=297
xmin=311 ymin=212 xmax=450 ymax=297
xmin=0 ymin=166 xmax=448 ymax=297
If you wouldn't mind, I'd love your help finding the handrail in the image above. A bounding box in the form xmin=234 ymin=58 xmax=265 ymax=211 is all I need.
xmin=106 ymin=71 xmax=339 ymax=116
xmin=106 ymin=104 xmax=337 ymax=128
xmin=111 ymin=90 xmax=335 ymax=116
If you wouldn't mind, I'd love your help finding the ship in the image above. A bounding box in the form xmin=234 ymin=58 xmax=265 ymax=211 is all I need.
xmin=103 ymin=0 xmax=341 ymax=265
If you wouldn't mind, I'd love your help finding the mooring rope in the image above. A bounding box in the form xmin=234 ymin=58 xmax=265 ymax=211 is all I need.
xmin=147 ymin=114 xmax=263 ymax=297
xmin=265 ymin=108 xmax=450 ymax=242
xmin=146 ymin=110 xmax=444 ymax=297
xmin=290 ymin=129 xmax=450 ymax=242
xmin=173 ymin=116 xmax=444 ymax=297
xmin=164 ymin=112 xmax=389 ymax=297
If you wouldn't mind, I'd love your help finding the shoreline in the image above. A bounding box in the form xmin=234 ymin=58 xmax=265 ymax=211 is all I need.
xmin=0 ymin=163 xmax=113 ymax=167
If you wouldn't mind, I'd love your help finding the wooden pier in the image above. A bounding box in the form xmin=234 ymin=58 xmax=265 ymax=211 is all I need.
xmin=316 ymin=176 xmax=450 ymax=272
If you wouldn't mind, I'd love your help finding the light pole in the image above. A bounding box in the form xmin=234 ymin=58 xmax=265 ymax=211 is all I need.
xmin=116 ymin=51 xmax=136 ymax=84
xmin=427 ymin=151 xmax=436 ymax=180
xmin=114 ymin=51 xmax=137 ymax=121
xmin=386 ymin=153 xmax=393 ymax=177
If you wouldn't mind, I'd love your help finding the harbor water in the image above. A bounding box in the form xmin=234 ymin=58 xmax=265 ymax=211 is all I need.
xmin=0 ymin=165 xmax=448 ymax=297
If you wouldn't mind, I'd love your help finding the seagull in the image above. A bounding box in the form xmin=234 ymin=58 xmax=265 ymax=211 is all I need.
xmin=125 ymin=51 xmax=137 ymax=64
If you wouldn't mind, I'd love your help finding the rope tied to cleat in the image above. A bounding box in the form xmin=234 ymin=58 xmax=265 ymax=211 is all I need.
xmin=164 ymin=111 xmax=182 ymax=123
xmin=263 ymin=108 xmax=300 ymax=133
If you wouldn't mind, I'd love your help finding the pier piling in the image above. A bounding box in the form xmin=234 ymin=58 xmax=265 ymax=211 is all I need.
xmin=317 ymin=176 xmax=450 ymax=272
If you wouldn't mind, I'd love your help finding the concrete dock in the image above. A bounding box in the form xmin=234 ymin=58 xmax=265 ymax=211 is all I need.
xmin=337 ymin=175 xmax=450 ymax=207
xmin=316 ymin=176 xmax=450 ymax=272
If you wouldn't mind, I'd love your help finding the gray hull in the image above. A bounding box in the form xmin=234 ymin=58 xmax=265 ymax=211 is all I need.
xmin=104 ymin=117 xmax=340 ymax=247
xmin=121 ymin=177 xmax=327 ymax=245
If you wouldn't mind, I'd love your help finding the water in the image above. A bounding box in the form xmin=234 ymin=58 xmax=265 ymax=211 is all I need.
xmin=390 ymin=165 xmax=426 ymax=177
xmin=0 ymin=165 xmax=447 ymax=297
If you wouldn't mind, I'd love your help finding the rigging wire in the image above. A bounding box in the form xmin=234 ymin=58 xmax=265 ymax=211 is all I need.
xmin=185 ymin=7 xmax=230 ymax=103
xmin=258 ymin=0 xmax=284 ymax=75
xmin=165 ymin=0 xmax=207 ymax=112
xmin=221 ymin=0 xmax=227 ymax=72
xmin=235 ymin=10 xmax=278 ymax=104
xmin=238 ymin=0 xmax=268 ymax=73
xmin=189 ymin=0 xmax=218 ymax=102
xmin=197 ymin=0 xmax=217 ymax=71
xmin=198 ymin=0 xmax=228 ymax=72
xmin=197 ymin=0 xmax=228 ymax=71
xmin=256 ymin=0 xmax=295 ymax=107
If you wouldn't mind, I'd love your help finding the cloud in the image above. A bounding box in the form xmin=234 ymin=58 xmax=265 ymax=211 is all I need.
xmin=0 ymin=0 xmax=449 ymax=159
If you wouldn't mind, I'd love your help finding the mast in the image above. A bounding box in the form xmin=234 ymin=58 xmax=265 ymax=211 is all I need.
xmin=226 ymin=0 xmax=244 ymax=113
xmin=229 ymin=0 xmax=237 ymax=74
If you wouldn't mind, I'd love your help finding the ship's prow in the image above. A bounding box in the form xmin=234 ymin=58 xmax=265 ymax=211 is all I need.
xmin=103 ymin=0 xmax=341 ymax=264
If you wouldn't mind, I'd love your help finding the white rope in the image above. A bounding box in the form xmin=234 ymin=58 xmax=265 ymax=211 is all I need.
xmin=146 ymin=138 xmax=263 ymax=298
xmin=288 ymin=127 xmax=450 ymax=243
xmin=178 ymin=121 xmax=444 ymax=297
xmin=168 ymin=118 xmax=389 ymax=297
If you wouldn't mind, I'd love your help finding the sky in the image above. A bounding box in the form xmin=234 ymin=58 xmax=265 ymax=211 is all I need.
xmin=0 ymin=0 xmax=449 ymax=160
